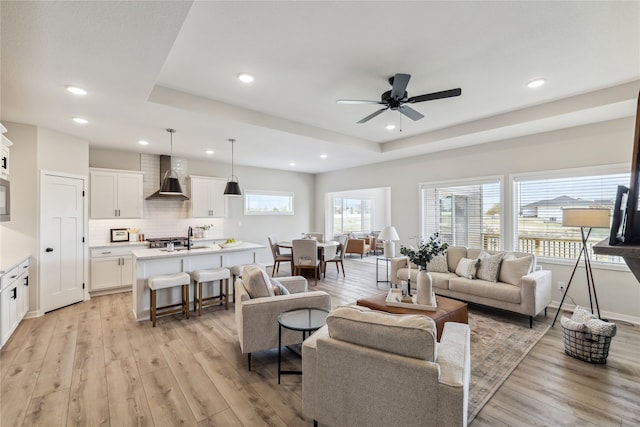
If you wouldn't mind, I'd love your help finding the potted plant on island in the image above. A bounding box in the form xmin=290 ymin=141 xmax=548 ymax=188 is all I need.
xmin=400 ymin=232 xmax=449 ymax=306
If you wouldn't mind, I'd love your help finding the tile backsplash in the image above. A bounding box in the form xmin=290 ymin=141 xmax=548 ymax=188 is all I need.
xmin=88 ymin=154 xmax=226 ymax=244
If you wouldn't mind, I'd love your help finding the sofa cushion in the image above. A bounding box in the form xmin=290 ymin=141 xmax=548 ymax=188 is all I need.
xmin=446 ymin=247 xmax=468 ymax=272
xmin=449 ymin=277 xmax=522 ymax=304
xmin=499 ymin=254 xmax=533 ymax=286
xmin=477 ymin=251 xmax=504 ymax=282
xmin=243 ymin=265 xmax=275 ymax=298
xmin=326 ymin=305 xmax=437 ymax=361
xmin=429 ymin=271 xmax=456 ymax=290
xmin=455 ymin=257 xmax=479 ymax=279
xmin=427 ymin=255 xmax=448 ymax=273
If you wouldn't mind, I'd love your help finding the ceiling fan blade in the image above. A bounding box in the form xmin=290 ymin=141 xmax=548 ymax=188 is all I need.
xmin=390 ymin=73 xmax=411 ymax=100
xmin=407 ymin=88 xmax=462 ymax=103
xmin=357 ymin=107 xmax=388 ymax=124
xmin=337 ymin=99 xmax=384 ymax=105
xmin=399 ymin=105 xmax=424 ymax=121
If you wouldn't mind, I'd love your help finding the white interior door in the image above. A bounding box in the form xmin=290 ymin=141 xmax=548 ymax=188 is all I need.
xmin=41 ymin=173 xmax=85 ymax=313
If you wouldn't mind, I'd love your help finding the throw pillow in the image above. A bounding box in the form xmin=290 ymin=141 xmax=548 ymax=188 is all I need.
xmin=498 ymin=254 xmax=533 ymax=286
xmin=571 ymin=306 xmax=596 ymax=323
xmin=427 ymin=255 xmax=448 ymax=273
xmin=270 ymin=278 xmax=290 ymax=296
xmin=477 ymin=251 xmax=504 ymax=282
xmin=455 ymin=257 xmax=479 ymax=279
xmin=585 ymin=318 xmax=617 ymax=337
xmin=243 ymin=265 xmax=275 ymax=298
xmin=326 ymin=306 xmax=437 ymax=361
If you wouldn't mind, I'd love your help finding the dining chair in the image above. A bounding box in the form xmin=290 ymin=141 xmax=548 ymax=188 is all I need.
xmin=292 ymin=238 xmax=321 ymax=286
xmin=268 ymin=235 xmax=292 ymax=276
xmin=324 ymin=235 xmax=349 ymax=278
xmin=306 ymin=232 xmax=324 ymax=242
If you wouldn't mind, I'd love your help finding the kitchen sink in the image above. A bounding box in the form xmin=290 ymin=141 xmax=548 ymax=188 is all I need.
xmin=159 ymin=245 xmax=209 ymax=252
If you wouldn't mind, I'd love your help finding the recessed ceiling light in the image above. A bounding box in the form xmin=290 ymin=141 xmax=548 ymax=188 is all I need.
xmin=320 ymin=154 xmax=328 ymax=159
xmin=237 ymin=73 xmax=255 ymax=83
xmin=205 ymin=150 xmax=214 ymax=155
xmin=385 ymin=124 xmax=396 ymax=130
xmin=72 ymin=117 xmax=88 ymax=124
xmin=138 ymin=140 xmax=149 ymax=145
xmin=527 ymin=79 xmax=545 ymax=88
xmin=289 ymin=162 xmax=296 ymax=166
xmin=66 ymin=85 xmax=87 ymax=95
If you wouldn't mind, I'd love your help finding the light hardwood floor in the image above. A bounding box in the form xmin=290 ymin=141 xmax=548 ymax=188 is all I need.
xmin=1 ymin=257 xmax=638 ymax=426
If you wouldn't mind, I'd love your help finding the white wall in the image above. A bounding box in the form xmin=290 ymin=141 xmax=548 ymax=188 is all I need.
xmin=316 ymin=117 xmax=640 ymax=323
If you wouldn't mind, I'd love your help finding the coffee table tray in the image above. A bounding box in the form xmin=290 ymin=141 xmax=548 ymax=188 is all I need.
xmin=385 ymin=289 xmax=437 ymax=311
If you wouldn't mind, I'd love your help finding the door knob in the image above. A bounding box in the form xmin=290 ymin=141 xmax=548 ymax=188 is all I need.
xmin=46 ymin=248 xmax=54 ymax=252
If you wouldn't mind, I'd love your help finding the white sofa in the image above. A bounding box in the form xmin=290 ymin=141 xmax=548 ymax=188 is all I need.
xmin=235 ymin=265 xmax=331 ymax=370
xmin=303 ymin=305 xmax=471 ymax=426
xmin=391 ymin=247 xmax=552 ymax=327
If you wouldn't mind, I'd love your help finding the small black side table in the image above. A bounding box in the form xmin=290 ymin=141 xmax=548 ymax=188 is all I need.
xmin=376 ymin=256 xmax=392 ymax=287
xmin=277 ymin=307 xmax=329 ymax=384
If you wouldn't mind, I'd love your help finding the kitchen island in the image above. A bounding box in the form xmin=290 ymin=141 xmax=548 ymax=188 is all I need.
xmin=131 ymin=242 xmax=264 ymax=321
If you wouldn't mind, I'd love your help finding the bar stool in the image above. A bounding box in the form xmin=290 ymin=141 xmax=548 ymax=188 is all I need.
xmin=147 ymin=272 xmax=191 ymax=327
xmin=191 ymin=267 xmax=231 ymax=315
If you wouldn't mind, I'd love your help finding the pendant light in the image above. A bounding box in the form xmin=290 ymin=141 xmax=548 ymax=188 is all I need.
xmin=159 ymin=128 xmax=184 ymax=195
xmin=224 ymin=138 xmax=242 ymax=196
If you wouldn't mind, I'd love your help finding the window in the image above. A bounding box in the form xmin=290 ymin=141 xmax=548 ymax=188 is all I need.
xmin=421 ymin=177 xmax=502 ymax=249
xmin=244 ymin=190 xmax=294 ymax=215
xmin=513 ymin=167 xmax=629 ymax=263
xmin=333 ymin=197 xmax=373 ymax=234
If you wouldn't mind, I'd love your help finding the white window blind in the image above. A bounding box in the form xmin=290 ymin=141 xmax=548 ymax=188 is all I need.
xmin=514 ymin=170 xmax=629 ymax=263
xmin=421 ymin=177 xmax=502 ymax=250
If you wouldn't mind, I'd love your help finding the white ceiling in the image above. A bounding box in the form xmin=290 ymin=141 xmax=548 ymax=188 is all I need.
xmin=2 ymin=1 xmax=639 ymax=174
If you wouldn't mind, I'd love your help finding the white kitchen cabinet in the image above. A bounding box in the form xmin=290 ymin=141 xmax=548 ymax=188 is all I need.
xmin=90 ymin=246 xmax=141 ymax=292
xmin=1 ymin=133 xmax=12 ymax=178
xmin=90 ymin=168 xmax=143 ymax=218
xmin=0 ymin=257 xmax=29 ymax=348
xmin=190 ymin=176 xmax=227 ymax=218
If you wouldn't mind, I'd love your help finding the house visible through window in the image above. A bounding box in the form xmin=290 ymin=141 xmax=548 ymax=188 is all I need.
xmin=514 ymin=168 xmax=629 ymax=263
xmin=333 ymin=197 xmax=373 ymax=234
xmin=421 ymin=177 xmax=502 ymax=250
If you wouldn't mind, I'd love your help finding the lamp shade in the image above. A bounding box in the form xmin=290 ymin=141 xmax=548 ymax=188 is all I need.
xmin=159 ymin=170 xmax=184 ymax=195
xmin=378 ymin=226 xmax=400 ymax=241
xmin=562 ymin=208 xmax=610 ymax=228
xmin=224 ymin=180 xmax=242 ymax=196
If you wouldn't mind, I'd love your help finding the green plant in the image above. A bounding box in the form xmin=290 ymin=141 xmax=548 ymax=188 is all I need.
xmin=400 ymin=232 xmax=449 ymax=270
xmin=200 ymin=224 xmax=213 ymax=230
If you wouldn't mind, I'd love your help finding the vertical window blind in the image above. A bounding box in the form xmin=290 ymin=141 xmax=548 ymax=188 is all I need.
xmin=421 ymin=177 xmax=502 ymax=250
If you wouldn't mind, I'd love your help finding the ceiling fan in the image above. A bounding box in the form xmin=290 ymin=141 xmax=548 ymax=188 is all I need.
xmin=337 ymin=73 xmax=462 ymax=124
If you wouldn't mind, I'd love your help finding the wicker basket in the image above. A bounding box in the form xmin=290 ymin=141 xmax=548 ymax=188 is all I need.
xmin=561 ymin=325 xmax=612 ymax=364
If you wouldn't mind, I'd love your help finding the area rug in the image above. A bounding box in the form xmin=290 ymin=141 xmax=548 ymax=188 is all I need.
xmin=467 ymin=307 xmax=550 ymax=423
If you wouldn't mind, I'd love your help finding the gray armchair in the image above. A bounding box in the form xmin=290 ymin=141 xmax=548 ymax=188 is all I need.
xmin=303 ymin=305 xmax=471 ymax=426
xmin=235 ymin=265 xmax=331 ymax=370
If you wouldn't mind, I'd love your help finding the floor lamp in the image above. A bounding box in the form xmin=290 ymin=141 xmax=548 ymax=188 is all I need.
xmin=551 ymin=207 xmax=610 ymax=327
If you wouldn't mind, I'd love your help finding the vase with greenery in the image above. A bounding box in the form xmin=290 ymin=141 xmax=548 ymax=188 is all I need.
xmin=400 ymin=233 xmax=448 ymax=304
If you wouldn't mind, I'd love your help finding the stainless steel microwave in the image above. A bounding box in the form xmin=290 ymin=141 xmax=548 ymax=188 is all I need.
xmin=0 ymin=177 xmax=9 ymax=222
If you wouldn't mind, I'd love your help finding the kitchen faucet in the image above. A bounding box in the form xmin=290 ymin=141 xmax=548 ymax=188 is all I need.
xmin=188 ymin=226 xmax=193 ymax=250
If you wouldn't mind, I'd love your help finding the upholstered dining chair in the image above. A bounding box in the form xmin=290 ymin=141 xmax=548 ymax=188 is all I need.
xmin=306 ymin=232 xmax=324 ymax=242
xmin=292 ymin=238 xmax=321 ymax=286
xmin=267 ymin=235 xmax=292 ymax=276
xmin=324 ymin=235 xmax=349 ymax=278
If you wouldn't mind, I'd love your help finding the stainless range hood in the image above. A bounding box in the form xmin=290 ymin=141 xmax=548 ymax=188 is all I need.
xmin=146 ymin=155 xmax=189 ymax=200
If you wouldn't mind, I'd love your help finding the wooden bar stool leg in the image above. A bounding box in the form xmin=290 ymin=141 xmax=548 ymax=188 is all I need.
xmin=198 ymin=281 xmax=203 ymax=316
xmin=192 ymin=279 xmax=197 ymax=313
xmin=151 ymin=289 xmax=157 ymax=327
xmin=224 ymin=278 xmax=229 ymax=310
xmin=185 ymin=284 xmax=190 ymax=319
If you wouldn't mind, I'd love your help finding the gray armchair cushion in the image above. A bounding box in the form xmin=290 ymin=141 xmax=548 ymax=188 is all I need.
xmin=326 ymin=306 xmax=437 ymax=361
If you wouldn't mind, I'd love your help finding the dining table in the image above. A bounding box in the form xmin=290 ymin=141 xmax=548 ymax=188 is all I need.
xmin=277 ymin=240 xmax=340 ymax=263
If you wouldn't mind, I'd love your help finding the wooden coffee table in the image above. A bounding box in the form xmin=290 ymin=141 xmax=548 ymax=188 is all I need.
xmin=356 ymin=293 xmax=468 ymax=341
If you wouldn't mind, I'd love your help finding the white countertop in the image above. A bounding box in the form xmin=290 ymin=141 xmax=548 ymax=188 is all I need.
xmin=89 ymin=241 xmax=150 ymax=249
xmin=0 ymin=254 xmax=29 ymax=275
xmin=131 ymin=242 xmax=265 ymax=260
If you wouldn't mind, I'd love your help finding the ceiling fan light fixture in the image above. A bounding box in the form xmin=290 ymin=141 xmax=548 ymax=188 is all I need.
xmin=527 ymin=78 xmax=546 ymax=88
xmin=224 ymin=138 xmax=242 ymax=196
xmin=159 ymin=128 xmax=185 ymax=196
xmin=237 ymin=73 xmax=254 ymax=83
